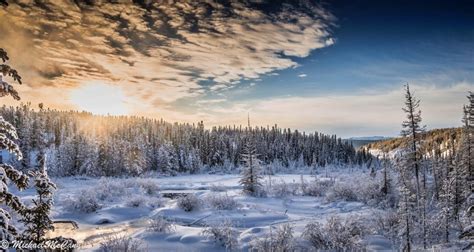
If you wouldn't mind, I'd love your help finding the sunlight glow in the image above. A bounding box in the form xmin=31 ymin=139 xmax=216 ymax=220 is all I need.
xmin=69 ymin=82 xmax=129 ymax=115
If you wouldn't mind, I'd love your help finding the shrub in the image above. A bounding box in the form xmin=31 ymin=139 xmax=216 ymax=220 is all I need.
xmin=206 ymin=194 xmax=238 ymax=210
xmin=202 ymin=220 xmax=238 ymax=250
xmin=303 ymin=216 xmax=365 ymax=250
xmin=374 ymin=210 xmax=399 ymax=243
xmin=99 ymin=235 xmax=146 ymax=252
xmin=126 ymin=196 xmax=148 ymax=208
xmin=325 ymin=182 xmax=358 ymax=202
xmin=137 ymin=179 xmax=160 ymax=195
xmin=303 ymin=179 xmax=335 ymax=197
xmin=95 ymin=178 xmax=127 ymax=202
xmin=268 ymin=180 xmax=299 ymax=198
xmin=148 ymin=216 xmax=175 ymax=233
xmin=250 ymin=223 xmax=295 ymax=252
xmin=147 ymin=197 xmax=164 ymax=209
xmin=64 ymin=189 xmax=101 ymax=213
xmin=177 ymin=194 xmax=199 ymax=212
xmin=210 ymin=183 xmax=226 ymax=192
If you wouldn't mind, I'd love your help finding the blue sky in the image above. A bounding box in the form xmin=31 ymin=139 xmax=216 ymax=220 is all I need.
xmin=1 ymin=0 xmax=473 ymax=137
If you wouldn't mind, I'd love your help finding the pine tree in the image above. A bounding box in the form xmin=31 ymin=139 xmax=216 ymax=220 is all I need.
xmin=401 ymin=83 xmax=425 ymax=203
xmin=19 ymin=155 xmax=56 ymax=243
xmin=400 ymin=83 xmax=427 ymax=248
xmin=0 ymin=48 xmax=30 ymax=243
xmin=239 ymin=139 xmax=263 ymax=196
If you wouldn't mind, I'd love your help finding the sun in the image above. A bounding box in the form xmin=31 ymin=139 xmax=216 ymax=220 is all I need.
xmin=69 ymin=82 xmax=129 ymax=116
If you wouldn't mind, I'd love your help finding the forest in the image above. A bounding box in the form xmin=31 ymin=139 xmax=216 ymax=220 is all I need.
xmin=0 ymin=104 xmax=371 ymax=177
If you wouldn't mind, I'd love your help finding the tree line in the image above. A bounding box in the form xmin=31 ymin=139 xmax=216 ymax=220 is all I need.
xmin=0 ymin=104 xmax=371 ymax=177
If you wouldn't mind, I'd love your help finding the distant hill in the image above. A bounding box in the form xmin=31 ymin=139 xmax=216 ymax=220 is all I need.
xmin=363 ymin=127 xmax=462 ymax=155
xmin=344 ymin=136 xmax=391 ymax=149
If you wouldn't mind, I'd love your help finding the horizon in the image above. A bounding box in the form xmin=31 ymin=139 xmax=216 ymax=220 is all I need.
xmin=0 ymin=0 xmax=473 ymax=138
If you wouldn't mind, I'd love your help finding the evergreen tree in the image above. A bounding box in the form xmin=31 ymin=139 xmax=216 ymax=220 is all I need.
xmin=239 ymin=139 xmax=263 ymax=196
xmin=19 ymin=156 xmax=56 ymax=243
xmin=401 ymin=83 xmax=425 ymax=202
xmin=0 ymin=48 xmax=29 ymax=243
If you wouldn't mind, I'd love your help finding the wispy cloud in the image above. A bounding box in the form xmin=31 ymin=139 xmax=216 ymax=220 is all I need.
xmin=0 ymin=1 xmax=335 ymax=109
xmin=298 ymin=73 xmax=307 ymax=78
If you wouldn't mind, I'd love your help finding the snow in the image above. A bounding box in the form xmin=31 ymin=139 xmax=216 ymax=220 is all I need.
xmin=13 ymin=173 xmax=394 ymax=251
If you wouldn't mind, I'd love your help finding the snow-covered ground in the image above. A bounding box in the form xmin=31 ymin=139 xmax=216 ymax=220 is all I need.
xmin=14 ymin=172 xmax=394 ymax=251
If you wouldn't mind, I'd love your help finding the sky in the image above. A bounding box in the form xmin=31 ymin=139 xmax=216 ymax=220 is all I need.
xmin=0 ymin=0 xmax=473 ymax=138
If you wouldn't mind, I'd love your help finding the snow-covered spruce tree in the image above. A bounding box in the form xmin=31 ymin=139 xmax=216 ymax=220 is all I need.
xmin=0 ymin=48 xmax=30 ymax=242
xmin=240 ymin=125 xmax=263 ymax=197
xmin=19 ymin=156 xmax=56 ymax=243
xmin=401 ymin=83 xmax=425 ymax=202
xmin=400 ymin=83 xmax=427 ymax=248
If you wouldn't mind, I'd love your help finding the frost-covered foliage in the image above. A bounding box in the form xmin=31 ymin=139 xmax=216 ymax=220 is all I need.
xmin=202 ymin=220 xmax=238 ymax=250
xmin=206 ymin=193 xmax=238 ymax=210
xmin=148 ymin=216 xmax=175 ymax=233
xmin=20 ymin=160 xmax=57 ymax=243
xmin=94 ymin=178 xmax=128 ymax=202
xmin=324 ymin=173 xmax=390 ymax=206
xmin=177 ymin=194 xmax=200 ymax=212
xmin=266 ymin=179 xmax=299 ymax=198
xmin=0 ymin=48 xmax=30 ymax=242
xmin=99 ymin=235 xmax=146 ymax=252
xmin=210 ymin=183 xmax=226 ymax=192
xmin=138 ymin=179 xmax=160 ymax=196
xmin=250 ymin=223 xmax=295 ymax=252
xmin=240 ymin=140 xmax=265 ymax=197
xmin=302 ymin=179 xmax=334 ymax=197
xmin=374 ymin=210 xmax=400 ymax=244
xmin=325 ymin=182 xmax=358 ymax=202
xmin=303 ymin=216 xmax=365 ymax=250
xmin=64 ymin=189 xmax=101 ymax=213
xmin=126 ymin=196 xmax=149 ymax=208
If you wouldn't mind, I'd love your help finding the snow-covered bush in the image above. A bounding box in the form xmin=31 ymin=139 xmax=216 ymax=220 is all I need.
xmin=95 ymin=178 xmax=127 ymax=202
xmin=177 ymin=194 xmax=199 ymax=212
xmin=126 ymin=195 xmax=163 ymax=208
xmin=303 ymin=216 xmax=365 ymax=250
xmin=206 ymin=194 xmax=238 ymax=210
xmin=303 ymin=179 xmax=335 ymax=197
xmin=267 ymin=180 xmax=299 ymax=198
xmin=137 ymin=179 xmax=160 ymax=195
xmin=147 ymin=197 xmax=164 ymax=209
xmin=202 ymin=220 xmax=238 ymax=250
xmin=301 ymin=222 xmax=328 ymax=249
xmin=356 ymin=178 xmax=387 ymax=206
xmin=325 ymin=182 xmax=358 ymax=202
xmin=373 ymin=210 xmax=399 ymax=243
xmin=64 ymin=189 xmax=101 ymax=213
xmin=250 ymin=223 xmax=295 ymax=252
xmin=126 ymin=195 xmax=148 ymax=208
xmin=210 ymin=183 xmax=226 ymax=192
xmin=148 ymin=216 xmax=175 ymax=233
xmin=99 ymin=235 xmax=146 ymax=252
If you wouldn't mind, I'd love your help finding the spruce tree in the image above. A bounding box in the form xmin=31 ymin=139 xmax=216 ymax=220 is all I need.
xmin=240 ymin=139 xmax=263 ymax=196
xmin=399 ymin=84 xmax=427 ymax=249
xmin=0 ymin=48 xmax=29 ymax=242
xmin=239 ymin=117 xmax=264 ymax=197
xmin=401 ymin=83 xmax=425 ymax=202
xmin=19 ymin=156 xmax=56 ymax=243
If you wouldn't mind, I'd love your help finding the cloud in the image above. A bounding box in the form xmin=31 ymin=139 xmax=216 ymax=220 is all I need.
xmin=0 ymin=1 xmax=335 ymax=110
xmin=298 ymin=73 xmax=307 ymax=78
